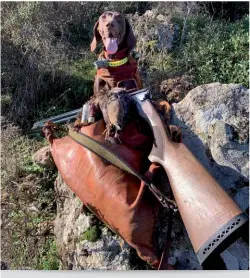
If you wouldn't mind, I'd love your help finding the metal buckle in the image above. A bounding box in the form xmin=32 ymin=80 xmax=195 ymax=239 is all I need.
xmin=149 ymin=183 xmax=178 ymax=212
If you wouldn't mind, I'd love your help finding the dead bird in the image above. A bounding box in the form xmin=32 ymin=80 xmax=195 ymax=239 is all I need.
xmin=73 ymin=87 xmax=137 ymax=143
xmin=96 ymin=87 xmax=136 ymax=144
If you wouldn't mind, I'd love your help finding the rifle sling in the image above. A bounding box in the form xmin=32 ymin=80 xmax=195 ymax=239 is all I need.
xmin=68 ymin=127 xmax=175 ymax=270
xmin=68 ymin=127 xmax=150 ymax=183
xmin=68 ymin=127 xmax=177 ymax=209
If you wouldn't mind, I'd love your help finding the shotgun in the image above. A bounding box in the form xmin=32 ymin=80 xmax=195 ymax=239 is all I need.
xmin=131 ymin=89 xmax=248 ymax=266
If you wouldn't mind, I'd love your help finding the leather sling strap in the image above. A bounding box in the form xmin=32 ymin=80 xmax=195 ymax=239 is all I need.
xmin=158 ymin=193 xmax=174 ymax=270
xmin=68 ymin=127 xmax=177 ymax=269
xmin=68 ymin=127 xmax=177 ymax=211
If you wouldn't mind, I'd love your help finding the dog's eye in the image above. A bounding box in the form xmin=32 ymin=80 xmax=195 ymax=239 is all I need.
xmin=102 ymin=15 xmax=106 ymax=20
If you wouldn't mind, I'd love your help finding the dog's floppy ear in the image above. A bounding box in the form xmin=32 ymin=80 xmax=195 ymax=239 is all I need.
xmin=90 ymin=20 xmax=101 ymax=52
xmin=125 ymin=18 xmax=136 ymax=51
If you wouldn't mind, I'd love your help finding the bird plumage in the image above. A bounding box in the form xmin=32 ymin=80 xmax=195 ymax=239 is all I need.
xmin=107 ymin=91 xmax=133 ymax=131
xmin=96 ymin=87 xmax=136 ymax=143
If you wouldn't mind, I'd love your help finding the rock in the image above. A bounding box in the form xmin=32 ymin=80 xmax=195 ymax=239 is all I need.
xmin=54 ymin=174 xmax=133 ymax=270
xmin=223 ymin=239 xmax=249 ymax=265
xmin=174 ymin=249 xmax=182 ymax=258
xmin=127 ymin=10 xmax=179 ymax=87
xmin=144 ymin=10 xmax=155 ymax=18
xmin=28 ymin=205 xmax=39 ymax=212
xmin=168 ymin=257 xmax=176 ymax=265
xmin=156 ymin=14 xmax=165 ymax=22
xmin=234 ymin=187 xmax=249 ymax=211
xmin=32 ymin=146 xmax=55 ymax=168
xmin=172 ymin=83 xmax=249 ymax=190
xmin=221 ymin=250 xmax=239 ymax=270
xmin=239 ymin=258 xmax=249 ymax=270
xmin=128 ymin=11 xmax=179 ymax=57
xmin=171 ymin=82 xmax=249 ymax=270
xmin=174 ymin=249 xmax=201 ymax=270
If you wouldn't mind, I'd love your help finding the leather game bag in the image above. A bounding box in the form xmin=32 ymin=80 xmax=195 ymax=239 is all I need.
xmin=49 ymin=119 xmax=163 ymax=268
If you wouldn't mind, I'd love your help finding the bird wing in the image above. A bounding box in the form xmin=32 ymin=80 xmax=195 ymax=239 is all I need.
xmin=107 ymin=97 xmax=122 ymax=126
xmin=98 ymin=94 xmax=110 ymax=125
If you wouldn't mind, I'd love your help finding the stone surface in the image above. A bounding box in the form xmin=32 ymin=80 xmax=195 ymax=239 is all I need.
xmin=53 ymin=174 xmax=133 ymax=270
xmin=239 ymin=258 xmax=249 ymax=270
xmin=234 ymin=187 xmax=249 ymax=211
xmin=171 ymin=83 xmax=249 ymax=191
xmin=221 ymin=239 xmax=249 ymax=270
xmin=32 ymin=146 xmax=55 ymax=168
xmin=221 ymin=250 xmax=240 ymax=270
xmin=128 ymin=10 xmax=179 ymax=57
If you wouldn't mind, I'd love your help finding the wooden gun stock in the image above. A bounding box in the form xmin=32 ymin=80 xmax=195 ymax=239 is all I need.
xmin=141 ymin=99 xmax=248 ymax=265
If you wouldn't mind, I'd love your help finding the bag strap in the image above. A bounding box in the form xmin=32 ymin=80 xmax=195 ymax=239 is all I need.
xmin=68 ymin=127 xmax=177 ymax=211
xmin=158 ymin=194 xmax=174 ymax=270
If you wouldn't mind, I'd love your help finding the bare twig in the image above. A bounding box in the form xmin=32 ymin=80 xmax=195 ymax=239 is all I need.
xmin=180 ymin=2 xmax=192 ymax=48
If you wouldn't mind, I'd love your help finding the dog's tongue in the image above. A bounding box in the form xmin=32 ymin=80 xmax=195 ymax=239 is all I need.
xmin=105 ymin=38 xmax=118 ymax=54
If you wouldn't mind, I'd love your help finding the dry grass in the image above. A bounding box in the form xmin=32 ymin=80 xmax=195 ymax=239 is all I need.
xmin=0 ymin=1 xmax=198 ymax=128
xmin=1 ymin=119 xmax=59 ymax=269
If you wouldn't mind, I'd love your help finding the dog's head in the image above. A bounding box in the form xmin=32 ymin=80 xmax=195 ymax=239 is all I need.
xmin=90 ymin=11 xmax=136 ymax=54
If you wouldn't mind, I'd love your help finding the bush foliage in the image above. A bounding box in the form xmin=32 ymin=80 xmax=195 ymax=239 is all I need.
xmin=1 ymin=2 xmax=248 ymax=127
xmin=80 ymin=226 xmax=102 ymax=242
xmin=176 ymin=15 xmax=249 ymax=87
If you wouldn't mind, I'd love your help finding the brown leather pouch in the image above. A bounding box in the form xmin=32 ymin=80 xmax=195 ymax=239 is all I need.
xmin=49 ymin=119 xmax=162 ymax=267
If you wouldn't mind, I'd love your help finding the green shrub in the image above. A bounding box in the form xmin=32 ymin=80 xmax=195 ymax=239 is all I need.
xmin=80 ymin=226 xmax=102 ymax=242
xmin=1 ymin=124 xmax=57 ymax=270
xmin=176 ymin=15 xmax=249 ymax=87
xmin=147 ymin=15 xmax=249 ymax=89
xmin=38 ymin=239 xmax=59 ymax=270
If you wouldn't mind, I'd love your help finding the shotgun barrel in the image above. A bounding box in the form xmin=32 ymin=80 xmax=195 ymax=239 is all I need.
xmin=31 ymin=88 xmax=150 ymax=132
xmin=31 ymin=108 xmax=82 ymax=132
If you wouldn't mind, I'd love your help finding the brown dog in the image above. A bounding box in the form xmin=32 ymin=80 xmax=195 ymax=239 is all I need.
xmin=90 ymin=11 xmax=143 ymax=94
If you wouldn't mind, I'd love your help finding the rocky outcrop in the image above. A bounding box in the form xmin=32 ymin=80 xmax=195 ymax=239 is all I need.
xmin=32 ymin=146 xmax=55 ymax=169
xmin=128 ymin=10 xmax=179 ymax=58
xmin=171 ymin=83 xmax=249 ymax=190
